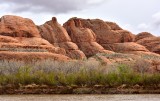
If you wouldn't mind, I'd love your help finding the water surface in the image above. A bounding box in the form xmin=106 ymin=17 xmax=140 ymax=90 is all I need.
xmin=0 ymin=94 xmax=159 ymax=101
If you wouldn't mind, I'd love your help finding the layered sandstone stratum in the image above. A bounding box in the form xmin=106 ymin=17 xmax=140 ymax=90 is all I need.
xmin=0 ymin=15 xmax=160 ymax=72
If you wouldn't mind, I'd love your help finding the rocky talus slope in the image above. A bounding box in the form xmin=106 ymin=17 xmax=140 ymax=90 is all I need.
xmin=0 ymin=15 xmax=160 ymax=72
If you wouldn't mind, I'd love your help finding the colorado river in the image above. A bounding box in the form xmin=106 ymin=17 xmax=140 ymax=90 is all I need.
xmin=0 ymin=94 xmax=159 ymax=101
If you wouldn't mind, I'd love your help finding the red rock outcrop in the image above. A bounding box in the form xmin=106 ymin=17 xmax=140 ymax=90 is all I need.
xmin=63 ymin=18 xmax=113 ymax=57
xmin=152 ymin=44 xmax=160 ymax=54
xmin=106 ymin=21 xmax=122 ymax=30
xmin=0 ymin=15 xmax=70 ymax=61
xmin=101 ymin=42 xmax=149 ymax=53
xmin=0 ymin=51 xmax=70 ymax=61
xmin=135 ymin=32 xmax=155 ymax=41
xmin=64 ymin=18 xmax=135 ymax=44
xmin=0 ymin=15 xmax=160 ymax=63
xmin=38 ymin=17 xmax=71 ymax=43
xmin=0 ymin=15 xmax=40 ymax=37
xmin=38 ymin=17 xmax=86 ymax=59
xmin=136 ymin=32 xmax=160 ymax=54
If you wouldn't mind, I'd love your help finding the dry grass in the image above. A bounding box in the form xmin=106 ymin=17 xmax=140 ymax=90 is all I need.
xmin=0 ymin=47 xmax=48 ymax=52
xmin=0 ymin=59 xmax=159 ymax=87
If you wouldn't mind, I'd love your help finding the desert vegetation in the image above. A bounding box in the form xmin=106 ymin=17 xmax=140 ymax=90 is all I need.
xmin=0 ymin=59 xmax=159 ymax=87
xmin=0 ymin=47 xmax=48 ymax=52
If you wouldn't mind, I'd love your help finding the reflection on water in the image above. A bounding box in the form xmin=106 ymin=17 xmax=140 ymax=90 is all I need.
xmin=0 ymin=94 xmax=159 ymax=101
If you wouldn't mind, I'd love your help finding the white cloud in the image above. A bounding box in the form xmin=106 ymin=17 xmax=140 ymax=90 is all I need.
xmin=123 ymin=24 xmax=134 ymax=31
xmin=87 ymin=0 xmax=104 ymax=4
xmin=152 ymin=12 xmax=160 ymax=20
xmin=152 ymin=12 xmax=160 ymax=28
xmin=133 ymin=12 xmax=160 ymax=36
xmin=137 ymin=23 xmax=149 ymax=30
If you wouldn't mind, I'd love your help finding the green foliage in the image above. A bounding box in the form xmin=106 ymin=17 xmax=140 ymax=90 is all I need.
xmin=33 ymin=70 xmax=57 ymax=86
xmin=0 ymin=61 xmax=160 ymax=87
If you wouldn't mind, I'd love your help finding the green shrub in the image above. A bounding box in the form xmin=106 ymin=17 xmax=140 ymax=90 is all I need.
xmin=0 ymin=60 xmax=159 ymax=87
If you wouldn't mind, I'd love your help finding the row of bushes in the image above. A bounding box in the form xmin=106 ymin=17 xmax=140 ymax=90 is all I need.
xmin=0 ymin=60 xmax=159 ymax=87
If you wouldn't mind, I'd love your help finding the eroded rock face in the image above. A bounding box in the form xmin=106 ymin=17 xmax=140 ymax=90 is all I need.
xmin=106 ymin=21 xmax=122 ymax=30
xmin=38 ymin=17 xmax=86 ymax=59
xmin=152 ymin=44 xmax=160 ymax=54
xmin=135 ymin=32 xmax=155 ymax=41
xmin=0 ymin=15 xmax=70 ymax=61
xmin=0 ymin=15 xmax=40 ymax=37
xmin=63 ymin=18 xmax=113 ymax=57
xmin=0 ymin=51 xmax=70 ymax=61
xmin=38 ymin=17 xmax=71 ymax=43
xmin=64 ymin=18 xmax=135 ymax=44
xmin=136 ymin=33 xmax=160 ymax=54
xmin=101 ymin=42 xmax=149 ymax=53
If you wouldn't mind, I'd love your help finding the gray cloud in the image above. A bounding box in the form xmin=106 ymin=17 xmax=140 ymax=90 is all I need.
xmin=1 ymin=0 xmax=105 ymax=14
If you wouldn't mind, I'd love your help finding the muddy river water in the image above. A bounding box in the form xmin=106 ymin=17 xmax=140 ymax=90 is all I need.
xmin=0 ymin=94 xmax=159 ymax=101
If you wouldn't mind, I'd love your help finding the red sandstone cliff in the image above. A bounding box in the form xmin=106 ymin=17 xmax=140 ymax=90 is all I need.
xmin=38 ymin=17 xmax=86 ymax=59
xmin=0 ymin=15 xmax=159 ymax=72
xmin=0 ymin=15 xmax=69 ymax=61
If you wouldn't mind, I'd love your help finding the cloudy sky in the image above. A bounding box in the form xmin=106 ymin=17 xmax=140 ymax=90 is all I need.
xmin=0 ymin=0 xmax=160 ymax=36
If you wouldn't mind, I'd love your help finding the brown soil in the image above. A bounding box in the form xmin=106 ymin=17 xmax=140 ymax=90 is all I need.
xmin=0 ymin=84 xmax=159 ymax=95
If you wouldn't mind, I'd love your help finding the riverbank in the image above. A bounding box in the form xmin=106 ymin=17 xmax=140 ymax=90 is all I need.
xmin=0 ymin=60 xmax=160 ymax=94
xmin=0 ymin=84 xmax=160 ymax=94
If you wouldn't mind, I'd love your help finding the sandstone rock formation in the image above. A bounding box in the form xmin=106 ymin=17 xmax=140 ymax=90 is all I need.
xmin=101 ymin=42 xmax=149 ymax=53
xmin=64 ymin=18 xmax=135 ymax=44
xmin=105 ymin=21 xmax=122 ymax=30
xmin=63 ymin=18 xmax=113 ymax=57
xmin=0 ymin=15 xmax=40 ymax=38
xmin=136 ymin=32 xmax=160 ymax=54
xmin=38 ymin=17 xmax=86 ymax=59
xmin=0 ymin=15 xmax=70 ymax=61
xmin=135 ymin=32 xmax=155 ymax=41
xmin=0 ymin=51 xmax=70 ymax=61
xmin=152 ymin=44 xmax=160 ymax=54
